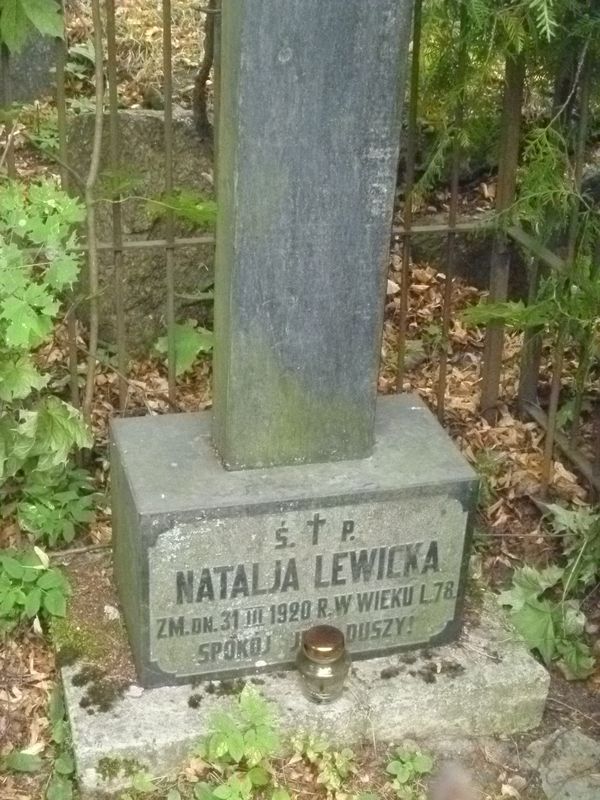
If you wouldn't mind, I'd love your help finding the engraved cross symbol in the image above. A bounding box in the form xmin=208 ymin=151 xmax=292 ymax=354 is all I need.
xmin=307 ymin=512 xmax=326 ymax=545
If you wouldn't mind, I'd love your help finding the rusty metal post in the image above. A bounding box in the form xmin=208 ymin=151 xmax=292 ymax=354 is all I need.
xmin=106 ymin=0 xmax=128 ymax=409
xmin=517 ymin=257 xmax=542 ymax=414
xmin=541 ymin=55 xmax=591 ymax=490
xmin=163 ymin=0 xmax=177 ymax=405
xmin=437 ymin=6 xmax=468 ymax=421
xmin=396 ymin=0 xmax=422 ymax=392
xmin=55 ymin=9 xmax=81 ymax=410
xmin=480 ymin=54 xmax=525 ymax=418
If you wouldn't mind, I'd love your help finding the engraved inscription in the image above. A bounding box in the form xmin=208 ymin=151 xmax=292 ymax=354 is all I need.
xmin=148 ymin=495 xmax=468 ymax=678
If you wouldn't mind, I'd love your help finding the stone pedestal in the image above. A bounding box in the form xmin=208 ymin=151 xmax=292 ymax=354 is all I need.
xmin=111 ymin=396 xmax=476 ymax=688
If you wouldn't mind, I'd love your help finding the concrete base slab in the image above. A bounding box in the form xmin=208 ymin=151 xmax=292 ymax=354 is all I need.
xmin=63 ymin=600 xmax=550 ymax=798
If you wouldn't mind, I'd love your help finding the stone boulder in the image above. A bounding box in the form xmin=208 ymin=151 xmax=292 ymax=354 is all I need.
xmin=0 ymin=34 xmax=56 ymax=103
xmin=527 ymin=728 xmax=600 ymax=800
xmin=68 ymin=109 xmax=215 ymax=354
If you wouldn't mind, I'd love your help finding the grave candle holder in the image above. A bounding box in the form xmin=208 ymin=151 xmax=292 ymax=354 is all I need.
xmin=296 ymin=625 xmax=351 ymax=703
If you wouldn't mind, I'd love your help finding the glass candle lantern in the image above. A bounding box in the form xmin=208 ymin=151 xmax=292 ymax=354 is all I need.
xmin=296 ymin=625 xmax=351 ymax=703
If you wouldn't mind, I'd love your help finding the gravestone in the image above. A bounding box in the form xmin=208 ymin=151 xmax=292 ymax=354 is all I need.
xmin=0 ymin=35 xmax=56 ymax=104
xmin=111 ymin=0 xmax=477 ymax=689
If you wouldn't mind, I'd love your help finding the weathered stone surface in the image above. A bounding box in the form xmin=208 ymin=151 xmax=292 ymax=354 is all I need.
xmin=63 ymin=597 xmax=550 ymax=798
xmin=0 ymin=35 xmax=55 ymax=103
xmin=111 ymin=395 xmax=476 ymax=687
xmin=527 ymin=728 xmax=600 ymax=800
xmin=212 ymin=0 xmax=414 ymax=468
xmin=68 ymin=109 xmax=214 ymax=353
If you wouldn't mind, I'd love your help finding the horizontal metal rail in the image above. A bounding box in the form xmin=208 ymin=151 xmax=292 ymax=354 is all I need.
xmin=507 ymin=226 xmax=567 ymax=273
xmin=393 ymin=219 xmax=494 ymax=236
xmin=89 ymin=235 xmax=215 ymax=251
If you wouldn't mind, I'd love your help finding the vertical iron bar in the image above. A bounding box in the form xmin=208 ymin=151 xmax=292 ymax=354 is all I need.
xmin=0 ymin=44 xmax=16 ymax=177
xmin=593 ymin=242 xmax=600 ymax=493
xmin=594 ymin=406 xmax=600 ymax=491
xmin=396 ymin=0 xmax=422 ymax=392
xmin=542 ymin=329 xmax=567 ymax=491
xmin=437 ymin=5 xmax=467 ymax=421
xmin=480 ymin=54 xmax=525 ymax=417
xmin=163 ymin=0 xmax=177 ymax=405
xmin=517 ymin=257 xmax=542 ymax=413
xmin=56 ymin=14 xmax=81 ymax=410
xmin=542 ymin=55 xmax=591 ymax=489
xmin=106 ymin=0 xmax=128 ymax=409
xmin=569 ymin=74 xmax=595 ymax=445
xmin=570 ymin=334 xmax=594 ymax=443
xmin=437 ymin=185 xmax=459 ymax=420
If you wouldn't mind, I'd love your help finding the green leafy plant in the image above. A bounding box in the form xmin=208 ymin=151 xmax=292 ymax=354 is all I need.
xmin=499 ymin=564 xmax=595 ymax=679
xmin=546 ymin=503 xmax=600 ymax=593
xmin=65 ymin=39 xmax=96 ymax=82
xmin=130 ymin=771 xmax=156 ymax=795
xmin=0 ymin=0 xmax=64 ymax=54
xmin=0 ymin=688 xmax=75 ymax=797
xmin=386 ymin=748 xmax=433 ymax=800
xmin=16 ymin=466 xmax=98 ymax=547
xmin=17 ymin=105 xmax=60 ymax=155
xmin=203 ymin=685 xmax=280 ymax=768
xmin=0 ymin=546 xmax=70 ymax=634
xmin=472 ymin=449 xmax=504 ymax=509
xmin=46 ymin=687 xmax=75 ymax=800
xmin=189 ymin=687 xmax=287 ymax=800
xmin=1 ymin=748 xmax=44 ymax=774
xmin=147 ymin=189 xmax=217 ymax=230
xmin=499 ymin=505 xmax=600 ymax=681
xmin=0 ymin=179 xmax=93 ymax=541
xmin=290 ymin=734 xmax=355 ymax=796
xmin=155 ymin=321 xmax=214 ymax=376
xmin=29 ymin=117 xmax=60 ymax=154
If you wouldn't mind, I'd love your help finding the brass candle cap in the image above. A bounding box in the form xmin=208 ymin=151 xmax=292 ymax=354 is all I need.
xmin=302 ymin=625 xmax=345 ymax=663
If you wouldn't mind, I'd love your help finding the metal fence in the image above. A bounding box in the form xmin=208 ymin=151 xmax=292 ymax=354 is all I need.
xmin=0 ymin=0 xmax=598 ymax=495
xmin=395 ymin=0 xmax=599 ymax=494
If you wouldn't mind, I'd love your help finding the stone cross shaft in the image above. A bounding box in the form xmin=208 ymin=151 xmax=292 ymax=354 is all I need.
xmin=213 ymin=0 xmax=414 ymax=469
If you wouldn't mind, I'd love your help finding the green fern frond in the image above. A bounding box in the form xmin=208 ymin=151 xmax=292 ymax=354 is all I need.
xmin=526 ymin=0 xmax=559 ymax=41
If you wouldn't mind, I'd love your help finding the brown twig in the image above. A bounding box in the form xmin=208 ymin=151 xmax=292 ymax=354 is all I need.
xmin=0 ymin=674 xmax=52 ymax=688
xmin=547 ymin=697 xmax=600 ymax=729
xmin=50 ymin=543 xmax=111 ymax=559
xmin=77 ymin=341 xmax=181 ymax=413
xmin=0 ymin=123 xmax=16 ymax=173
xmin=193 ymin=0 xmax=218 ymax=141
xmin=82 ymin=0 xmax=106 ymax=422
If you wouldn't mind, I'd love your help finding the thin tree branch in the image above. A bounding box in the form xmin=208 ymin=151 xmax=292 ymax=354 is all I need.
xmin=548 ymin=36 xmax=591 ymax=130
xmin=82 ymin=0 xmax=105 ymax=422
xmin=193 ymin=0 xmax=218 ymax=141
xmin=50 ymin=543 xmax=111 ymax=559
